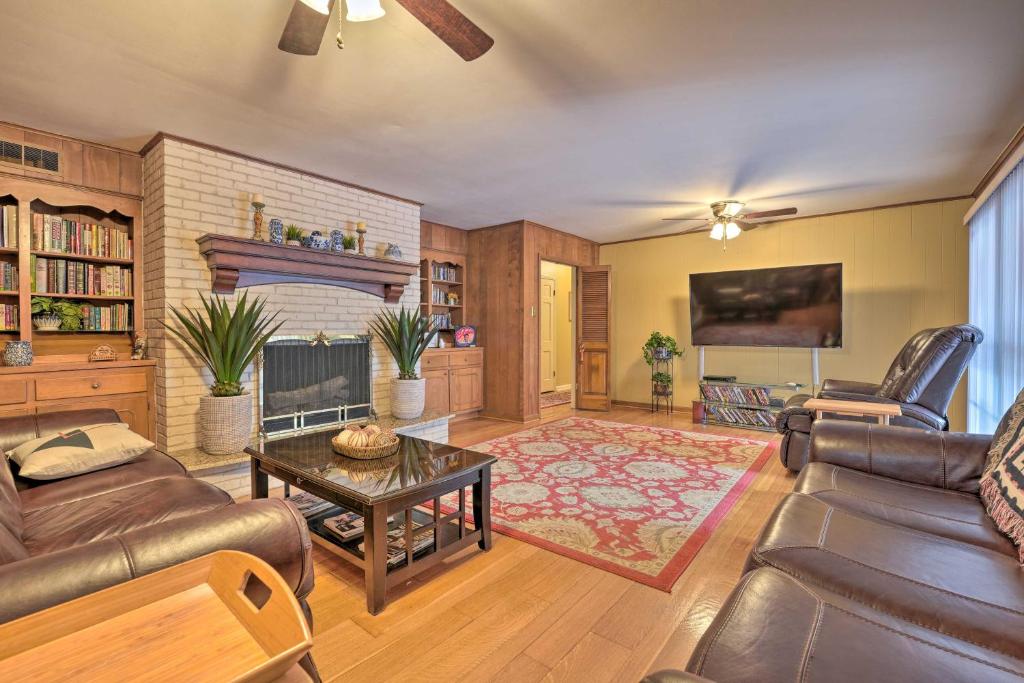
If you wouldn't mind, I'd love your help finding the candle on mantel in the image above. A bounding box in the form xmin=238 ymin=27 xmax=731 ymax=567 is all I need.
xmin=251 ymin=192 xmax=264 ymax=206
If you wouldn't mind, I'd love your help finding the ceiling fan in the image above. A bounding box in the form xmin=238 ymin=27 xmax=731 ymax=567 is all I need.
xmin=279 ymin=0 xmax=494 ymax=61
xmin=662 ymin=200 xmax=797 ymax=242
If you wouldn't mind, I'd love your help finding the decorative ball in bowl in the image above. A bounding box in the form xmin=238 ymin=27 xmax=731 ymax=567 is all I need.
xmin=332 ymin=424 xmax=400 ymax=459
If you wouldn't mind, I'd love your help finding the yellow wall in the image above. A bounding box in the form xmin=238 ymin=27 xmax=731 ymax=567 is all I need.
xmin=600 ymin=198 xmax=972 ymax=430
xmin=541 ymin=260 xmax=574 ymax=390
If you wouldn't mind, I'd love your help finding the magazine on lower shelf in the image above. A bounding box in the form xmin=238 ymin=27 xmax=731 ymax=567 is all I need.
xmin=287 ymin=492 xmax=336 ymax=519
xmin=358 ymin=525 xmax=435 ymax=568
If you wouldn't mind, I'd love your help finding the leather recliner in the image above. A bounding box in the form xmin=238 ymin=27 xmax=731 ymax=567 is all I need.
xmin=776 ymin=323 xmax=983 ymax=471
xmin=0 ymin=409 xmax=319 ymax=678
xmin=645 ymin=416 xmax=1023 ymax=683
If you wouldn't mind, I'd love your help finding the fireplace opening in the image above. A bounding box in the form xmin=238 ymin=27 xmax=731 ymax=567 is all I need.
xmin=259 ymin=334 xmax=372 ymax=438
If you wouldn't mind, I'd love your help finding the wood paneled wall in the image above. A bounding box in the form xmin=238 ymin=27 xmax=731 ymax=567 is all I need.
xmin=468 ymin=220 xmax=599 ymax=421
xmin=420 ymin=220 xmax=468 ymax=255
xmin=0 ymin=122 xmax=142 ymax=197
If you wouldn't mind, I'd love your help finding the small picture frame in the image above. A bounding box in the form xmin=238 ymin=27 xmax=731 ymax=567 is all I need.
xmin=453 ymin=325 xmax=477 ymax=347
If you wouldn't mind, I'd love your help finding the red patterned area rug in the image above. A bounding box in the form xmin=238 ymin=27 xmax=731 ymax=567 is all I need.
xmin=466 ymin=417 xmax=775 ymax=591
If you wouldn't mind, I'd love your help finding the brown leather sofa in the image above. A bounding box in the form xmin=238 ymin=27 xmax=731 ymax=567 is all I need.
xmin=646 ymin=418 xmax=1022 ymax=682
xmin=776 ymin=324 xmax=982 ymax=471
xmin=0 ymin=409 xmax=318 ymax=676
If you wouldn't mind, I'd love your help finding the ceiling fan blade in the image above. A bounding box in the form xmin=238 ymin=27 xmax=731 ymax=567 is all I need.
xmin=740 ymin=207 xmax=798 ymax=220
xmin=662 ymin=217 xmax=708 ymax=222
xmin=395 ymin=0 xmax=494 ymax=61
xmin=279 ymin=0 xmax=335 ymax=55
xmin=737 ymin=220 xmax=756 ymax=231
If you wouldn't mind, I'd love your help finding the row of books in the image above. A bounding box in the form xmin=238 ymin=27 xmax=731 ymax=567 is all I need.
xmin=430 ymin=263 xmax=459 ymax=282
xmin=0 ymin=304 xmax=17 ymax=331
xmin=31 ymin=214 xmax=133 ymax=260
xmin=430 ymin=286 xmax=455 ymax=304
xmin=701 ymin=383 xmax=772 ymax=406
xmin=0 ymin=262 xmax=16 ymax=291
xmin=706 ymin=404 xmax=777 ymax=429
xmin=79 ymin=303 xmax=132 ymax=332
xmin=0 ymin=206 xmax=17 ymax=248
xmin=429 ymin=312 xmax=453 ymax=330
xmin=31 ymin=256 xmax=133 ymax=297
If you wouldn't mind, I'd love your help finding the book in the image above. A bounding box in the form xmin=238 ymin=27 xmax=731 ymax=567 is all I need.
xmin=322 ymin=512 xmax=366 ymax=541
xmin=357 ymin=524 xmax=435 ymax=568
xmin=31 ymin=213 xmax=132 ymax=259
xmin=0 ymin=205 xmax=16 ymax=248
xmin=287 ymin=492 xmax=337 ymax=519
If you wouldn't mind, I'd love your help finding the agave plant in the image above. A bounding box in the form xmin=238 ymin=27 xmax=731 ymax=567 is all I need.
xmin=368 ymin=307 xmax=439 ymax=380
xmin=162 ymin=291 xmax=283 ymax=397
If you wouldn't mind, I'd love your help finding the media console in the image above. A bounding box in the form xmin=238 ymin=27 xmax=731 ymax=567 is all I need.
xmin=699 ymin=379 xmax=805 ymax=432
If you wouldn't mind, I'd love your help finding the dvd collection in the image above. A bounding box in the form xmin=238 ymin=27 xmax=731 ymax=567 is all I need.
xmin=700 ymin=383 xmax=771 ymax=406
xmin=706 ymin=404 xmax=777 ymax=429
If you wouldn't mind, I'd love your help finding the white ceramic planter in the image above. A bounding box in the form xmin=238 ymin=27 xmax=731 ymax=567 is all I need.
xmin=33 ymin=314 xmax=62 ymax=331
xmin=199 ymin=393 xmax=253 ymax=455
xmin=391 ymin=378 xmax=426 ymax=419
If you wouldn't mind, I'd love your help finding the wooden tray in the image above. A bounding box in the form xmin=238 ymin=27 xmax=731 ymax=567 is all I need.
xmin=0 ymin=551 xmax=312 ymax=682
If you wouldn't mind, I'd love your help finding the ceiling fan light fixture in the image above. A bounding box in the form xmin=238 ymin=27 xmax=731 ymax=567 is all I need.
xmin=345 ymin=0 xmax=385 ymax=22
xmin=725 ymin=221 xmax=741 ymax=239
xmin=709 ymin=221 xmax=725 ymax=240
xmin=299 ymin=0 xmax=331 ymax=15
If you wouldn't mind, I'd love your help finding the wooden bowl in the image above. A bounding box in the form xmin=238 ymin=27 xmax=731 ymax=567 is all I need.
xmin=331 ymin=433 xmax=401 ymax=460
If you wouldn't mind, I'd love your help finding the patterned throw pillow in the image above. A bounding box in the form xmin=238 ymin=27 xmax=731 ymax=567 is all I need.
xmin=981 ymin=391 xmax=1024 ymax=562
xmin=9 ymin=423 xmax=153 ymax=480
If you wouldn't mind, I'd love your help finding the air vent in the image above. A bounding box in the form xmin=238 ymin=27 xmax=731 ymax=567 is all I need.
xmin=0 ymin=139 xmax=59 ymax=173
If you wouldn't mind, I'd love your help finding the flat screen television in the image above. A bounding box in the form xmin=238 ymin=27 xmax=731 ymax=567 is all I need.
xmin=689 ymin=263 xmax=842 ymax=348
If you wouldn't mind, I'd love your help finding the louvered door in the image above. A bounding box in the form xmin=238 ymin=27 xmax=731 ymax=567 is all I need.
xmin=576 ymin=265 xmax=611 ymax=411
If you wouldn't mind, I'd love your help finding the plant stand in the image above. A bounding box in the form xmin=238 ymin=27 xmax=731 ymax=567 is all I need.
xmin=650 ymin=352 xmax=674 ymax=415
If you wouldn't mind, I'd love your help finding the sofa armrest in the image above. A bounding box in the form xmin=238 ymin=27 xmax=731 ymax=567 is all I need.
xmin=808 ymin=421 xmax=992 ymax=492
xmin=642 ymin=671 xmax=715 ymax=683
xmin=0 ymin=498 xmax=313 ymax=623
xmin=820 ymin=379 xmax=881 ymax=396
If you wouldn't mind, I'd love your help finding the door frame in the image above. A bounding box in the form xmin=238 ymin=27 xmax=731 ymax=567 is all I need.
xmin=537 ymin=259 xmax=576 ymax=409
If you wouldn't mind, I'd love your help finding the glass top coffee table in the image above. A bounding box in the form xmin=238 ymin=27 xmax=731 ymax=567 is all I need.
xmin=246 ymin=430 xmax=495 ymax=615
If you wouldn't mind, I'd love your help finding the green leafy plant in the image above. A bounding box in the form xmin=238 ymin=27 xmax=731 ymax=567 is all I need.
xmin=642 ymin=331 xmax=685 ymax=366
xmin=368 ymin=307 xmax=439 ymax=380
xmin=652 ymin=371 xmax=673 ymax=385
xmin=162 ymin=291 xmax=284 ymax=397
xmin=31 ymin=296 xmax=84 ymax=330
xmin=342 ymin=234 xmax=357 ymax=250
xmin=285 ymin=224 xmax=304 ymax=241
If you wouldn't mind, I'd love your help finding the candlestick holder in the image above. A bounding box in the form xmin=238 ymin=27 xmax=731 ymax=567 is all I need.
xmin=251 ymin=200 xmax=266 ymax=241
xmin=356 ymin=221 xmax=367 ymax=255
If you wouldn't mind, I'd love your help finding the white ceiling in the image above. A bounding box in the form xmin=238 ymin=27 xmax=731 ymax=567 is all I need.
xmin=1 ymin=0 xmax=1022 ymax=242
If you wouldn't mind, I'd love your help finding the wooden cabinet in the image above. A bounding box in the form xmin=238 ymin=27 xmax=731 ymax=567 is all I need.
xmin=0 ymin=360 xmax=155 ymax=439
xmin=421 ymin=348 xmax=483 ymax=417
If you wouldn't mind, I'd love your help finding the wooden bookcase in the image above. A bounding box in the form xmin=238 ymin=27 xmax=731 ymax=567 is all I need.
xmin=419 ymin=248 xmax=466 ymax=341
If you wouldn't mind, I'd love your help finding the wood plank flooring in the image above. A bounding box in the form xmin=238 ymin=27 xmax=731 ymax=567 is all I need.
xmin=307 ymin=404 xmax=794 ymax=682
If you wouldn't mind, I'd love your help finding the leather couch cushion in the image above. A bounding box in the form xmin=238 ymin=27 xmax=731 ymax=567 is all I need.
xmin=22 ymin=477 xmax=232 ymax=555
xmin=687 ymin=568 xmax=1024 ymax=682
xmin=796 ymin=462 xmax=1016 ymax=556
xmin=0 ymin=452 xmax=22 ymax=538
xmin=18 ymin=450 xmax=186 ymax=513
xmin=0 ymin=523 xmax=27 ymax=564
xmin=748 ymin=493 xmax=1024 ymax=659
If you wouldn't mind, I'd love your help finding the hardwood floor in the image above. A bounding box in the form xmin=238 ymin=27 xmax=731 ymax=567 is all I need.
xmin=307 ymin=405 xmax=794 ymax=682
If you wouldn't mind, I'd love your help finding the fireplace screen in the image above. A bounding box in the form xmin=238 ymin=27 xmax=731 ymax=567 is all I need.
xmin=259 ymin=334 xmax=372 ymax=438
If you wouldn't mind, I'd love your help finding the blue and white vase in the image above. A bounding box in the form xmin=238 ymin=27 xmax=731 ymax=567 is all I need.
xmin=384 ymin=243 xmax=402 ymax=259
xmin=330 ymin=229 xmax=345 ymax=252
xmin=308 ymin=230 xmax=330 ymax=250
xmin=3 ymin=341 xmax=32 ymax=367
xmin=268 ymin=218 xmax=284 ymax=245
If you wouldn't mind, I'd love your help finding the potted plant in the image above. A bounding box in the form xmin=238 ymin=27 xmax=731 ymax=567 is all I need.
xmin=285 ymin=224 xmax=304 ymax=247
xmin=653 ymin=371 xmax=673 ymax=396
xmin=368 ymin=307 xmax=439 ymax=420
xmin=342 ymin=234 xmax=357 ymax=253
xmin=31 ymin=296 xmax=84 ymax=331
xmin=642 ymin=331 xmax=684 ymax=365
xmin=162 ymin=291 xmax=283 ymax=455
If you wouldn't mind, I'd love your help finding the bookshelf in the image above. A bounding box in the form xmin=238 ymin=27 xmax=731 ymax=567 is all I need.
xmin=699 ymin=380 xmax=805 ymax=432
xmin=0 ymin=176 xmax=143 ymax=361
xmin=419 ymin=248 xmax=466 ymax=340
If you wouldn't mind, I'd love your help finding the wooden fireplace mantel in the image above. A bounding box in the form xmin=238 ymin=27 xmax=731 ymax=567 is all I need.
xmin=195 ymin=234 xmax=418 ymax=302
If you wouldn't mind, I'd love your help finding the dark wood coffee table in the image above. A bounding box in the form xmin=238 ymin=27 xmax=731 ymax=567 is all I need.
xmin=246 ymin=430 xmax=495 ymax=615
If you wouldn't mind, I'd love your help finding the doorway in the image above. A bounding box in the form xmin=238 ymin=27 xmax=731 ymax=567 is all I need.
xmin=540 ymin=260 xmax=575 ymax=409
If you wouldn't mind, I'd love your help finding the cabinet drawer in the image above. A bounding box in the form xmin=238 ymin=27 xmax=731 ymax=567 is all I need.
xmin=0 ymin=380 xmax=28 ymax=406
xmin=36 ymin=372 xmax=147 ymax=401
xmin=449 ymin=349 xmax=483 ymax=368
xmin=422 ymin=352 xmax=450 ymax=369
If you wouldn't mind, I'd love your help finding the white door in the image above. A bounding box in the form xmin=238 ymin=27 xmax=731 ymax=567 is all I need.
xmin=540 ymin=275 xmax=557 ymax=393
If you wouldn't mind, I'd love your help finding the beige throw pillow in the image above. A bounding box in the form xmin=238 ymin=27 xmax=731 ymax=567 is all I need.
xmin=10 ymin=423 xmax=153 ymax=480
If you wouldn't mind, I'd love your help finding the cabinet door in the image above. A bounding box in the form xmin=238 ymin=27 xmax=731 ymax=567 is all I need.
xmin=36 ymin=394 xmax=151 ymax=440
xmin=423 ymin=369 xmax=451 ymax=414
xmin=450 ymin=367 xmax=483 ymax=413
